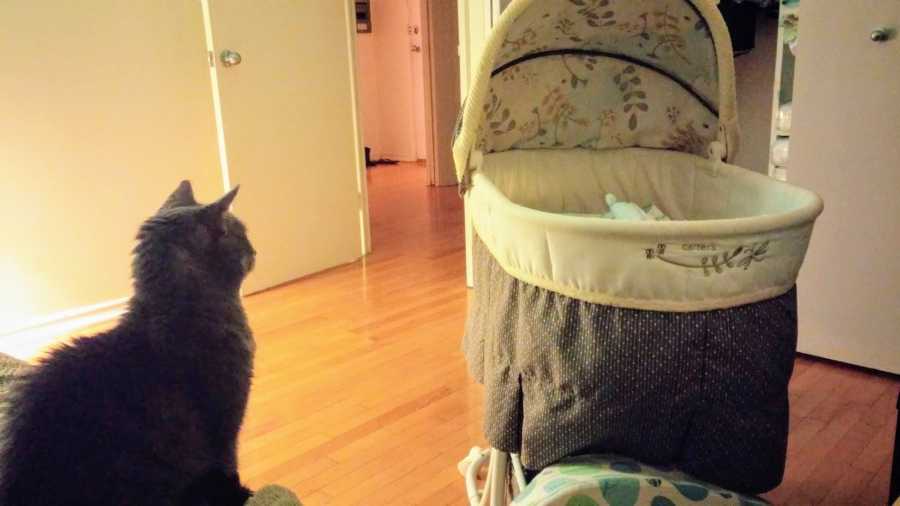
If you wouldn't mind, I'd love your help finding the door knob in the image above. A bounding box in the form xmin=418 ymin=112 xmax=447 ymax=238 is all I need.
xmin=220 ymin=49 xmax=242 ymax=67
xmin=870 ymin=27 xmax=895 ymax=42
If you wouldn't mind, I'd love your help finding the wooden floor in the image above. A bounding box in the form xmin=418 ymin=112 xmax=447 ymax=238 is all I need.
xmin=232 ymin=162 xmax=898 ymax=506
xmin=235 ymin=162 xmax=483 ymax=505
xmin=56 ymin=162 xmax=899 ymax=504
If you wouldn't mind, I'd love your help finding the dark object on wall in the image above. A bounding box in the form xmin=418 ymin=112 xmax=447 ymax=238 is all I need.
xmin=891 ymin=390 xmax=899 ymax=505
xmin=719 ymin=0 xmax=761 ymax=56
xmin=356 ymin=0 xmax=372 ymax=33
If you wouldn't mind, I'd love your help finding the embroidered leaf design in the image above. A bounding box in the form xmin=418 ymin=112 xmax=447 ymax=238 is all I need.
xmin=636 ymin=103 xmax=648 ymax=112
xmin=629 ymin=113 xmax=637 ymax=130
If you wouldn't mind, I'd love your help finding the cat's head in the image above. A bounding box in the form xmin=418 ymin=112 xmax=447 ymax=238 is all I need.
xmin=133 ymin=181 xmax=256 ymax=293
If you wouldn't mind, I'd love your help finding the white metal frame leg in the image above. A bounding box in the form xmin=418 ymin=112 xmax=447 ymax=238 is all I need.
xmin=487 ymin=449 xmax=508 ymax=505
xmin=460 ymin=447 xmax=528 ymax=506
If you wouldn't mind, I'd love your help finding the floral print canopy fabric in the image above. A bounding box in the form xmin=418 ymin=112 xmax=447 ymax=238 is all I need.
xmin=461 ymin=0 xmax=739 ymax=164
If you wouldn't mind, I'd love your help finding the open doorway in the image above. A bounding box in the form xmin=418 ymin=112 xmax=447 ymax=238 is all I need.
xmin=353 ymin=0 xmax=459 ymax=187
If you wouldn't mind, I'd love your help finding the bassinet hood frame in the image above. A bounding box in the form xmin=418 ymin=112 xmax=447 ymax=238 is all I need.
xmin=453 ymin=0 xmax=740 ymax=187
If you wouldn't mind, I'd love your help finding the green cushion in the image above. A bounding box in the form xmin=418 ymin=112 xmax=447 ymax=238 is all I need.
xmin=512 ymin=455 xmax=768 ymax=506
xmin=0 ymin=352 xmax=27 ymax=397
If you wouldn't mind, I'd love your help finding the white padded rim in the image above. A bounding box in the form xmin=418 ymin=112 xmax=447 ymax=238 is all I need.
xmin=469 ymin=149 xmax=823 ymax=311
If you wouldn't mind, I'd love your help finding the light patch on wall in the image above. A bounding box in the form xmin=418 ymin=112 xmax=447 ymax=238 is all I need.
xmin=0 ymin=256 xmax=37 ymax=336
xmin=0 ymin=292 xmax=126 ymax=361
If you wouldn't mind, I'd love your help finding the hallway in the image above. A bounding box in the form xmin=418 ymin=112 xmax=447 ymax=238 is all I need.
xmin=237 ymin=162 xmax=484 ymax=504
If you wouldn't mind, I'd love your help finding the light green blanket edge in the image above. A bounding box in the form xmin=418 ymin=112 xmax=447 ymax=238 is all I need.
xmin=248 ymin=485 xmax=302 ymax=506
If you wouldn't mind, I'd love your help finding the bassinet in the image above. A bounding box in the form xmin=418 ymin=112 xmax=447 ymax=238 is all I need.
xmin=454 ymin=0 xmax=823 ymax=500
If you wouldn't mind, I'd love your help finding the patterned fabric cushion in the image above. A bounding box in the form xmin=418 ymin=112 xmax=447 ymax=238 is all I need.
xmin=0 ymin=353 xmax=27 ymax=397
xmin=0 ymin=353 xmax=28 ymax=433
xmin=512 ymin=454 xmax=769 ymax=506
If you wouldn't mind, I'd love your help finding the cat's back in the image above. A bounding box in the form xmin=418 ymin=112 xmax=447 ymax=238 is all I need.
xmin=9 ymin=325 xmax=154 ymax=417
xmin=0 ymin=326 xmax=165 ymax=506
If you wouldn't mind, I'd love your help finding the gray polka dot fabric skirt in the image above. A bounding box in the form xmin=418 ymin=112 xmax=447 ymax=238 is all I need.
xmin=464 ymin=236 xmax=797 ymax=494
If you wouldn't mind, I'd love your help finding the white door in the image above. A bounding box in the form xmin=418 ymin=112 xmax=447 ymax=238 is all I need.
xmin=409 ymin=0 xmax=428 ymax=161
xmin=790 ymin=1 xmax=900 ymax=373
xmin=206 ymin=0 xmax=368 ymax=294
xmin=0 ymin=1 xmax=222 ymax=356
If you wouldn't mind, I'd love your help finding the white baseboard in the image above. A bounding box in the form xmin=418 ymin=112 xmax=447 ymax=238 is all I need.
xmin=0 ymin=298 xmax=128 ymax=361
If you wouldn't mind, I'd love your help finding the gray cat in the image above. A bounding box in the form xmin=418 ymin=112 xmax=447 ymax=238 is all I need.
xmin=0 ymin=181 xmax=257 ymax=506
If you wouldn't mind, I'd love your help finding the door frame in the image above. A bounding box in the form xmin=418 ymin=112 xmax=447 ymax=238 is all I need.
xmin=345 ymin=0 xmax=373 ymax=254
xmin=420 ymin=0 xmax=438 ymax=185
xmin=420 ymin=0 xmax=460 ymax=187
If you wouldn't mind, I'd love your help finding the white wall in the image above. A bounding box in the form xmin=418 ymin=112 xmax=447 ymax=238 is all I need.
xmin=458 ymin=0 xmax=489 ymax=97
xmin=356 ymin=31 xmax=382 ymax=160
xmin=426 ymin=0 xmax=462 ymax=186
xmin=732 ymin=13 xmax=779 ymax=173
xmin=0 ymin=0 xmax=369 ymax=359
xmin=0 ymin=0 xmax=222 ymax=350
xmin=355 ymin=0 xmax=418 ymax=162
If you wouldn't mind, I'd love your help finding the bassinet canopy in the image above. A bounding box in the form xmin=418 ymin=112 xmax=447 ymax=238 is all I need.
xmin=454 ymin=0 xmax=740 ymax=188
xmin=453 ymin=0 xmax=822 ymax=312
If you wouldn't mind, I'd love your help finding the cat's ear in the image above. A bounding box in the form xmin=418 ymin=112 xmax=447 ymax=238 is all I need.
xmin=200 ymin=185 xmax=240 ymax=230
xmin=159 ymin=180 xmax=197 ymax=212
xmin=207 ymin=185 xmax=239 ymax=214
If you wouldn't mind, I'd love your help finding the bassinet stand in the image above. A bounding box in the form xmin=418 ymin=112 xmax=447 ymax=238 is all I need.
xmin=459 ymin=447 xmax=526 ymax=506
